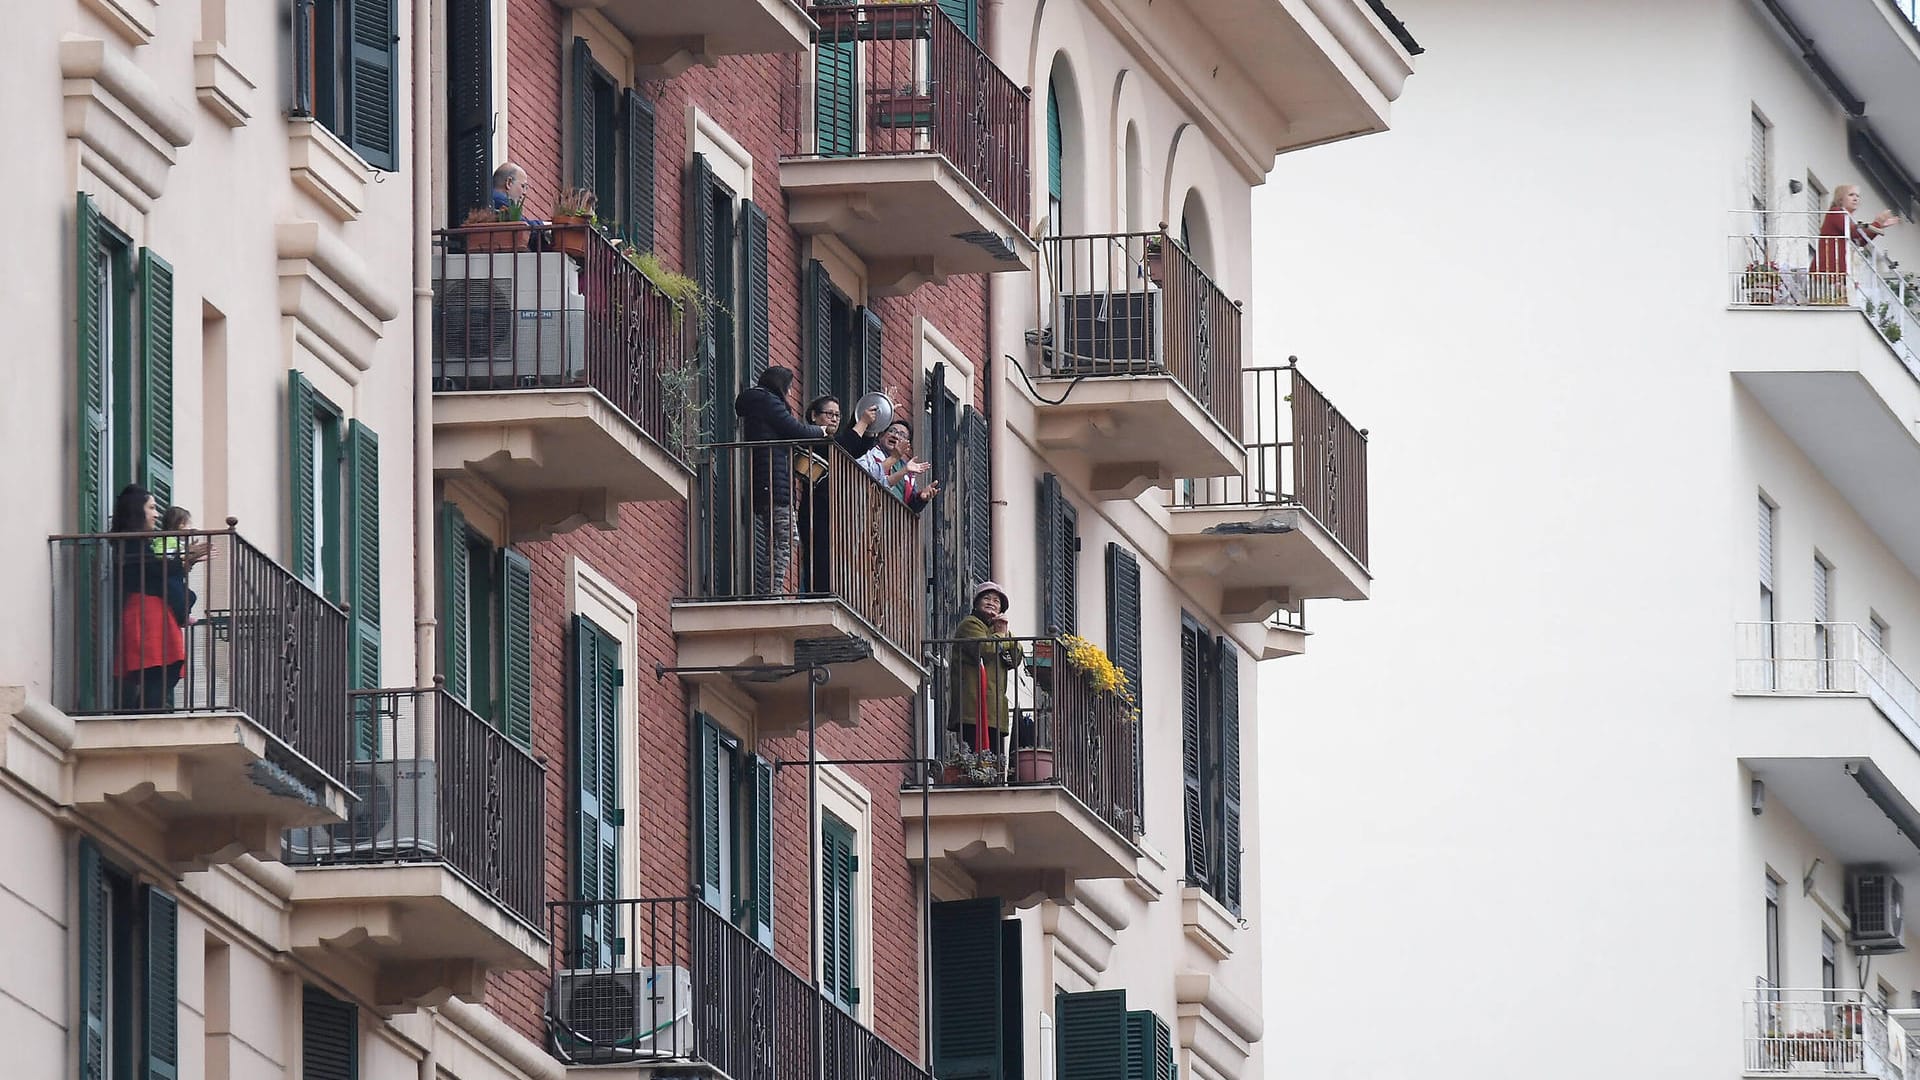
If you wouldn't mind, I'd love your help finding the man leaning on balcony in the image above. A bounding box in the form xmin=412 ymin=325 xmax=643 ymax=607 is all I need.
xmin=491 ymin=162 xmax=547 ymax=227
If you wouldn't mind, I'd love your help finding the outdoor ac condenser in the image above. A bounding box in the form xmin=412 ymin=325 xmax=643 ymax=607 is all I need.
xmin=549 ymin=966 xmax=695 ymax=1064
xmin=432 ymin=252 xmax=586 ymax=388
xmin=286 ymin=759 xmax=438 ymax=861
xmin=1849 ymin=871 xmax=1905 ymax=952
xmin=1050 ymin=289 xmax=1164 ymax=375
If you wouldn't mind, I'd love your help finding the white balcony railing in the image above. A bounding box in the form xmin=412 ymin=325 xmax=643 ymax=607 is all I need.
xmin=1746 ymin=982 xmax=1916 ymax=1079
xmin=1726 ymin=209 xmax=1920 ymax=377
xmin=1735 ymin=621 xmax=1920 ymax=750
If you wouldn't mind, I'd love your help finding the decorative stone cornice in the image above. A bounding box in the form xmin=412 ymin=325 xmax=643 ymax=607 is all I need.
xmin=1174 ymin=971 xmax=1264 ymax=1079
xmin=60 ymin=35 xmax=194 ymax=208
xmin=276 ymin=220 xmax=401 ymax=374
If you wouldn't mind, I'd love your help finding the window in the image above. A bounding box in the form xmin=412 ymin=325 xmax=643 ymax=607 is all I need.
xmin=821 ymin=811 xmax=860 ymax=1010
xmin=1806 ymin=173 xmax=1828 ymax=260
xmin=445 ymin=0 xmax=493 ymax=227
xmin=1870 ymin=614 xmax=1890 ymax=653
xmin=1758 ymin=495 xmax=1776 ymax=623
xmin=937 ymin=0 xmax=977 ymax=38
xmin=301 ymin=984 xmax=359 ymax=1080
xmin=1054 ymin=991 xmax=1172 ymax=1080
xmin=1822 ymin=928 xmax=1838 ymax=993
xmin=1765 ymin=874 xmax=1782 ymax=990
xmin=76 ymin=194 xmax=174 ymax=531
xmin=437 ymin=502 xmax=532 ymax=745
xmin=804 ymin=261 xmax=880 ymax=409
xmin=292 ymin=0 xmax=400 ymax=170
xmin=1750 ymin=108 xmax=1771 ymax=222
xmin=1106 ymin=544 xmax=1143 ymax=827
xmin=1182 ymin=614 xmax=1241 ymax=912
xmin=568 ymin=39 xmax=656 ymax=245
xmin=695 ymin=714 xmax=774 ymax=948
xmin=77 ymin=839 xmax=177 ymax=1080
xmin=1038 ymin=474 xmax=1079 ymax=635
xmin=931 ymin=899 xmax=1023 ymax=1080
xmin=571 ymin=615 xmax=623 ymax=967
xmin=291 ymin=373 xmax=381 ymax=694
xmin=1815 ymin=555 xmax=1833 ymax=689
xmin=815 ymin=38 xmax=859 ymax=158
xmin=1046 ymin=78 xmax=1063 ymax=236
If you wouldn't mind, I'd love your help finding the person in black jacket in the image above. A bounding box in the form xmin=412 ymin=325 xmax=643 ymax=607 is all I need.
xmin=734 ymin=367 xmax=830 ymax=594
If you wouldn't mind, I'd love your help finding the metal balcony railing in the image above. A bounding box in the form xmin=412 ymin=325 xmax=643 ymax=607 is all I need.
xmin=546 ymin=896 xmax=929 ymax=1079
xmin=686 ymin=438 xmax=924 ymax=660
xmin=1181 ymin=362 xmax=1370 ymax=568
xmin=1037 ymin=230 xmax=1244 ymax=439
xmin=1746 ymin=980 xmax=1917 ymax=1079
xmin=925 ymin=633 xmax=1141 ymax=837
xmin=432 ymin=224 xmax=696 ymax=460
xmin=50 ymin=526 xmax=351 ymax=785
xmin=1726 ymin=209 xmax=1920 ymax=378
xmin=1734 ymin=622 xmax=1920 ymax=749
xmin=285 ymin=687 xmax=547 ymax=929
xmin=796 ymin=2 xmax=1030 ymax=229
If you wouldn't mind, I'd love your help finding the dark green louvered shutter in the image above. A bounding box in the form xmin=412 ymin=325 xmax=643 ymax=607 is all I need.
xmin=931 ymin=898 xmax=1003 ymax=1080
xmin=346 ymin=422 xmax=380 ymax=703
xmin=502 ymin=547 xmax=532 ymax=748
xmin=623 ymin=89 xmax=655 ymax=248
xmin=741 ymin=201 xmax=771 ymax=379
xmin=1217 ymin=637 xmax=1241 ymax=913
xmin=439 ymin=503 xmax=472 ymax=703
xmin=1124 ymin=1011 xmax=1172 ymax=1080
xmin=138 ymin=250 xmax=174 ymax=509
xmin=938 ymin=0 xmax=977 ymax=38
xmin=145 ymin=887 xmax=179 ymax=1080
xmin=1107 ymin=544 xmax=1143 ymax=828
xmin=961 ymin=409 xmax=991 ymax=588
xmin=806 ymin=261 xmax=835 ymax=400
xmin=572 ymin=39 xmax=597 ymax=193
xmin=815 ymin=41 xmax=858 ymax=157
xmin=78 ymin=839 xmax=107 ymax=1080
xmin=688 ymin=154 xmax=719 ymax=429
xmin=750 ymin=754 xmax=774 ymax=948
xmin=446 ymin=0 xmax=491 ymax=226
xmin=858 ymin=306 xmax=882 ymax=397
xmin=1039 ymin=474 xmax=1077 ymax=635
xmin=821 ymin=812 xmax=857 ymax=1007
xmin=301 ymin=984 xmax=359 ymax=1080
xmin=345 ymin=0 xmax=398 ymax=171
xmin=571 ymin=615 xmax=621 ymax=966
xmin=1046 ymin=81 xmax=1063 ymax=205
xmin=695 ymin=715 xmax=724 ymax=909
xmin=289 ymin=371 xmax=318 ymax=582
xmin=76 ymin=194 xmax=109 ymax=532
xmin=1180 ymin=617 xmax=1207 ymax=890
xmin=1056 ymin=990 xmax=1129 ymax=1080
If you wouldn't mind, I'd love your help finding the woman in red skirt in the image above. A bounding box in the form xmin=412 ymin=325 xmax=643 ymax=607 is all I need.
xmin=1813 ymin=185 xmax=1900 ymax=304
xmin=109 ymin=484 xmax=200 ymax=710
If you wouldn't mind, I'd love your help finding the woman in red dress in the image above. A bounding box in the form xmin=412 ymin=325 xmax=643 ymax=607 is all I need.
xmin=109 ymin=484 xmax=204 ymax=710
xmin=1813 ymin=185 xmax=1900 ymax=304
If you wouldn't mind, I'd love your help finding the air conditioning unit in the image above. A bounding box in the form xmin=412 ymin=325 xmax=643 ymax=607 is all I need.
xmin=1049 ymin=289 xmax=1164 ymax=376
xmin=287 ymin=759 xmax=438 ymax=861
xmin=549 ymin=966 xmax=694 ymax=1064
xmin=432 ymin=252 xmax=586 ymax=389
xmin=1850 ymin=871 xmax=1906 ymax=952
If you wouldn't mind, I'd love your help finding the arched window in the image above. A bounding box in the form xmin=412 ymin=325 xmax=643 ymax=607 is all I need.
xmin=1123 ymin=123 xmax=1143 ymax=233
xmin=1179 ymin=190 xmax=1215 ymax=277
xmin=1047 ymin=77 xmax=1064 ymax=237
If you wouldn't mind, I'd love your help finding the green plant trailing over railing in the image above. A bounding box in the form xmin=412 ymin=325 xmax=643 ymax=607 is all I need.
xmin=617 ymin=244 xmax=710 ymax=454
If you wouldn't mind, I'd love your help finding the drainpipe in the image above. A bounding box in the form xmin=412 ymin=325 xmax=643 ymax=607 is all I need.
xmin=983 ymin=0 xmax=1011 ymax=591
xmin=410 ymin=0 xmax=436 ymax=684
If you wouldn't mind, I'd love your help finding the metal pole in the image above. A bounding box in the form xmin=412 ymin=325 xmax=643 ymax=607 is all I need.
xmin=808 ymin=664 xmax=825 ymax=1080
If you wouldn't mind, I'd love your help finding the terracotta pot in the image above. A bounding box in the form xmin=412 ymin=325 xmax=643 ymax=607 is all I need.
xmin=941 ymin=765 xmax=965 ymax=785
xmin=464 ymin=226 xmax=524 ymax=254
xmin=551 ymin=215 xmax=591 ymax=261
xmin=1014 ymin=748 xmax=1054 ymax=783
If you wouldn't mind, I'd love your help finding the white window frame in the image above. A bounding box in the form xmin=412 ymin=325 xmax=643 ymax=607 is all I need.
xmin=570 ymin=556 xmax=640 ymax=899
xmin=813 ymin=760 xmax=873 ymax=1026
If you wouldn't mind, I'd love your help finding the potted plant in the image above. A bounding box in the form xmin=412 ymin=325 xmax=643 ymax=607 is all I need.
xmin=1873 ymin=299 xmax=1905 ymax=344
xmin=1013 ymin=743 xmax=1054 ymax=782
xmin=1059 ymin=633 xmax=1141 ymax=726
xmin=1143 ymin=234 xmax=1165 ymax=284
xmin=1742 ymin=258 xmax=1781 ymax=305
xmin=618 ymin=246 xmax=710 ymax=454
xmin=551 ymin=188 xmax=599 ymax=261
xmin=1027 ymin=639 xmax=1055 ymax=689
xmin=939 ymin=744 xmax=1002 ymax=786
xmin=462 ymin=202 xmax=525 ymax=253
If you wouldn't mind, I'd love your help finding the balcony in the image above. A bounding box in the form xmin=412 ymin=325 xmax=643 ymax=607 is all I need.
xmin=287 ymin=687 xmax=548 ymax=1012
xmin=1031 ymin=232 xmax=1247 ymax=498
xmin=431 ymin=224 xmax=695 ymax=542
xmin=782 ymin=3 xmax=1033 ymax=295
xmin=1734 ymin=622 xmax=1920 ymax=876
xmin=1744 ymin=983 xmax=1918 ymax=1079
xmin=901 ymin=636 xmax=1139 ymax=905
xmin=546 ymin=896 xmax=928 ymax=1077
xmin=1169 ymin=363 xmax=1369 ymax=622
xmin=552 ymin=0 xmax=813 ymax=77
xmin=673 ymin=440 xmax=925 ymax=731
xmin=49 ymin=528 xmax=352 ymax=870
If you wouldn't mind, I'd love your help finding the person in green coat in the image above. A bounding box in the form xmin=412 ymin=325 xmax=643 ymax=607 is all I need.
xmin=948 ymin=581 xmax=1023 ymax=754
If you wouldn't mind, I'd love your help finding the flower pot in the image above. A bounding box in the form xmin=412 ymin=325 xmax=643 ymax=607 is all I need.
xmin=1013 ymin=748 xmax=1054 ymax=783
xmin=464 ymin=226 xmax=524 ymax=254
xmin=551 ymin=215 xmax=592 ymax=261
xmin=1745 ymin=285 xmax=1776 ymax=305
xmin=941 ymin=765 xmax=965 ymax=785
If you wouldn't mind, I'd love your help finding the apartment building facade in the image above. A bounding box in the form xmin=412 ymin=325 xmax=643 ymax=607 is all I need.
xmin=0 ymin=1 xmax=1409 ymax=1079
xmin=1256 ymin=1 xmax=1920 ymax=1077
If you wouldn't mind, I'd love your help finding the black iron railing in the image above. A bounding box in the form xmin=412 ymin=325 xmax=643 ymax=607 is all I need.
xmin=925 ymin=633 xmax=1140 ymax=837
xmin=432 ymin=224 xmax=696 ymax=461
xmin=50 ymin=526 xmax=351 ymax=785
xmin=286 ymin=687 xmax=547 ymax=929
xmin=546 ymin=896 xmax=928 ymax=1078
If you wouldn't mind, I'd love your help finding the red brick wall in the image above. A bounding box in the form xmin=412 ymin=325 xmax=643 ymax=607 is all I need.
xmin=480 ymin=3 xmax=993 ymax=1061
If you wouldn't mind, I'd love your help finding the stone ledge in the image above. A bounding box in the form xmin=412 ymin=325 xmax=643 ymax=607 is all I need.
xmin=288 ymin=118 xmax=370 ymax=221
xmin=193 ymin=41 xmax=255 ymax=128
xmin=60 ymin=34 xmax=194 ymax=208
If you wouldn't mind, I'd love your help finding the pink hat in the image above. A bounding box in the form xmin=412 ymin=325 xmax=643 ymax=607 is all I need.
xmin=972 ymin=581 xmax=1009 ymax=610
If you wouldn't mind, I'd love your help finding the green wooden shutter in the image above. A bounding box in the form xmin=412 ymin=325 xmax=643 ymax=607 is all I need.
xmin=1039 ymin=474 xmax=1077 ymax=635
xmin=301 ymin=984 xmax=359 ymax=1080
xmin=687 ymin=154 xmax=720 ymax=430
xmin=750 ymin=754 xmax=775 ymax=948
xmin=138 ymin=250 xmax=174 ymax=509
xmin=961 ymin=409 xmax=991 ymax=588
xmin=623 ymin=89 xmax=656 ymax=249
xmin=741 ymin=201 xmax=771 ymax=380
xmin=821 ymin=811 xmax=856 ymax=1006
xmin=76 ymin=194 xmax=109 ymax=532
xmin=289 ymin=371 xmax=318 ymax=582
xmin=345 ymin=422 xmax=380 ymax=703
xmin=695 ymin=715 xmax=724 ymax=910
xmin=446 ymin=0 xmax=492 ymax=226
xmin=1217 ymin=637 xmax=1241 ymax=913
xmin=858 ymin=306 xmax=882 ymax=397
xmin=144 ymin=887 xmax=179 ymax=1080
xmin=571 ymin=38 xmax=597 ymax=192
xmin=938 ymin=0 xmax=977 ymax=38
xmin=439 ymin=503 xmax=472 ymax=703
xmin=1180 ymin=617 xmax=1207 ymax=890
xmin=806 ymin=261 xmax=834 ymax=400
xmin=931 ymin=898 xmax=1003 ymax=1080
xmin=345 ymin=0 xmax=398 ymax=170
xmin=815 ymin=42 xmax=858 ymax=157
xmin=571 ymin=615 xmax=621 ymax=965
xmin=501 ymin=547 xmax=532 ymax=748
xmin=78 ymin=839 xmax=107 ymax=1080
xmin=1046 ymin=80 xmax=1063 ymax=204
xmin=1124 ymin=1010 xmax=1171 ymax=1080
xmin=1055 ymin=990 xmax=1129 ymax=1080
xmin=1107 ymin=544 xmax=1143 ymax=829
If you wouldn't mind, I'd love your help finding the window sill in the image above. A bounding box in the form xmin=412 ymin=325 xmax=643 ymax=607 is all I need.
xmin=1181 ymin=885 xmax=1240 ymax=961
xmin=287 ymin=117 xmax=370 ymax=222
xmin=80 ymin=0 xmax=158 ymax=46
xmin=193 ymin=41 xmax=255 ymax=127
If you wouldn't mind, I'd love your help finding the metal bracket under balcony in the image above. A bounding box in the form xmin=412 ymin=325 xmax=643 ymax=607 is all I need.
xmin=552 ymin=0 xmax=813 ymax=77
